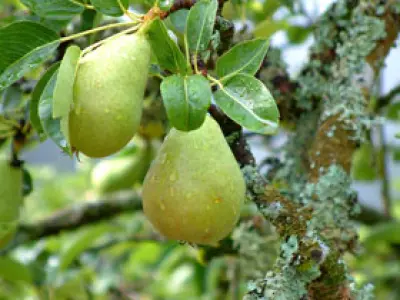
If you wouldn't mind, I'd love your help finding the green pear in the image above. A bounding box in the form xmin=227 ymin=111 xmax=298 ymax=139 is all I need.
xmin=142 ymin=116 xmax=245 ymax=246
xmin=0 ymin=158 xmax=22 ymax=244
xmin=91 ymin=143 xmax=155 ymax=194
xmin=69 ymin=32 xmax=151 ymax=158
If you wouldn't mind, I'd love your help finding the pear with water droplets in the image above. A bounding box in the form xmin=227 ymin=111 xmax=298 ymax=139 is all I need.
xmin=69 ymin=32 xmax=151 ymax=158
xmin=142 ymin=116 xmax=246 ymax=246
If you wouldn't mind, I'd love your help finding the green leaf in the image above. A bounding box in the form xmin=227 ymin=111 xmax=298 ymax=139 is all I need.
xmin=214 ymin=74 xmax=279 ymax=134
xmin=20 ymin=0 xmax=84 ymax=20
xmin=38 ymin=69 xmax=71 ymax=154
xmin=0 ymin=21 xmax=60 ymax=91
xmin=146 ymin=18 xmax=188 ymax=75
xmin=90 ymin=0 xmax=129 ymax=17
xmin=351 ymin=143 xmax=377 ymax=181
xmin=53 ymin=45 xmax=81 ymax=118
xmin=161 ymin=74 xmax=211 ymax=131
xmin=287 ymin=25 xmax=312 ymax=44
xmin=386 ymin=102 xmax=400 ymax=120
xmin=149 ymin=64 xmax=164 ymax=78
xmin=363 ymin=222 xmax=400 ymax=248
xmin=253 ymin=19 xmax=288 ymax=39
xmin=0 ymin=116 xmax=16 ymax=135
xmin=263 ymin=0 xmax=281 ymax=18
xmin=216 ymin=38 xmax=270 ymax=78
xmin=185 ymin=0 xmax=218 ymax=53
xmin=0 ymin=257 xmax=32 ymax=283
xmin=1 ymin=85 xmax=23 ymax=112
xmin=393 ymin=148 xmax=400 ymax=161
xmin=30 ymin=62 xmax=60 ymax=140
xmin=168 ymin=10 xmax=189 ymax=34
xmin=59 ymin=225 xmax=116 ymax=270
xmin=22 ymin=167 xmax=33 ymax=197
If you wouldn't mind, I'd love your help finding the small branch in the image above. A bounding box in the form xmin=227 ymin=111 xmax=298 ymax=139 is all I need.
xmin=378 ymin=122 xmax=392 ymax=216
xmin=12 ymin=191 xmax=142 ymax=248
xmin=355 ymin=204 xmax=392 ymax=225
xmin=377 ymin=84 xmax=400 ymax=111
xmin=208 ymin=104 xmax=255 ymax=166
xmin=87 ymin=233 xmax=165 ymax=253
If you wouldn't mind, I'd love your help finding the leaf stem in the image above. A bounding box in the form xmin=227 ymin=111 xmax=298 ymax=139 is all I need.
xmin=184 ymin=35 xmax=191 ymax=71
xmin=117 ymin=0 xmax=143 ymax=21
xmin=70 ymin=0 xmax=95 ymax=10
xmin=207 ymin=74 xmax=223 ymax=89
xmin=60 ymin=21 xmax=140 ymax=43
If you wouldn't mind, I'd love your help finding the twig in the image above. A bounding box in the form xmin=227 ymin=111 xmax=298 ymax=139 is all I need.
xmin=0 ymin=191 xmax=142 ymax=254
xmin=87 ymin=234 xmax=165 ymax=253
xmin=378 ymin=121 xmax=392 ymax=216
xmin=377 ymin=84 xmax=400 ymax=111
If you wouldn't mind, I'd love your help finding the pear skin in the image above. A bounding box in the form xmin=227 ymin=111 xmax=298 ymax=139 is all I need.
xmin=142 ymin=116 xmax=245 ymax=246
xmin=69 ymin=33 xmax=151 ymax=158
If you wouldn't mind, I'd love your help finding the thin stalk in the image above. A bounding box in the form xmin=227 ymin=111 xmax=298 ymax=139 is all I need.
xmin=81 ymin=24 xmax=141 ymax=56
xmin=60 ymin=21 xmax=140 ymax=43
xmin=117 ymin=0 xmax=143 ymax=21
xmin=70 ymin=0 xmax=95 ymax=10
xmin=378 ymin=123 xmax=391 ymax=216
xmin=376 ymin=72 xmax=392 ymax=217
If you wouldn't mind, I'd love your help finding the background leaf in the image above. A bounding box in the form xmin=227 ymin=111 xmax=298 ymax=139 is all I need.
xmin=351 ymin=143 xmax=378 ymax=181
xmin=30 ymin=62 xmax=60 ymax=140
xmin=90 ymin=0 xmax=129 ymax=17
xmin=287 ymin=25 xmax=312 ymax=44
xmin=263 ymin=0 xmax=281 ymax=18
xmin=185 ymin=0 xmax=218 ymax=53
xmin=0 ymin=85 xmax=23 ymax=112
xmin=168 ymin=10 xmax=189 ymax=35
xmin=59 ymin=225 xmax=117 ymax=270
xmin=386 ymin=102 xmax=400 ymax=120
xmin=22 ymin=167 xmax=33 ymax=197
xmin=38 ymin=69 xmax=71 ymax=154
xmin=146 ymin=18 xmax=188 ymax=75
xmin=161 ymin=74 xmax=211 ymax=131
xmin=216 ymin=38 xmax=270 ymax=78
xmin=253 ymin=19 xmax=288 ymax=39
xmin=214 ymin=74 xmax=279 ymax=134
xmin=20 ymin=0 xmax=84 ymax=20
xmin=0 ymin=257 xmax=32 ymax=283
xmin=363 ymin=222 xmax=400 ymax=249
xmin=0 ymin=21 xmax=60 ymax=91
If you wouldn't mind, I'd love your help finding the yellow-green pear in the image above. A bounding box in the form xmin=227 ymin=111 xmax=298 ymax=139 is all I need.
xmin=91 ymin=143 xmax=155 ymax=194
xmin=142 ymin=116 xmax=245 ymax=246
xmin=0 ymin=158 xmax=22 ymax=246
xmin=69 ymin=32 xmax=151 ymax=158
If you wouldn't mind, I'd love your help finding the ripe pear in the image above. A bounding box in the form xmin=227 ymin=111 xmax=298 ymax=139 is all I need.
xmin=0 ymin=158 xmax=23 ymax=245
xmin=69 ymin=33 xmax=151 ymax=158
xmin=142 ymin=116 xmax=245 ymax=246
xmin=91 ymin=143 xmax=155 ymax=194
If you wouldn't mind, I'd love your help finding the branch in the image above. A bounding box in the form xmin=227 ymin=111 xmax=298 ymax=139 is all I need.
xmin=257 ymin=49 xmax=306 ymax=125
xmin=377 ymin=84 xmax=400 ymax=111
xmin=86 ymin=233 xmax=165 ymax=253
xmin=6 ymin=191 xmax=142 ymax=251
